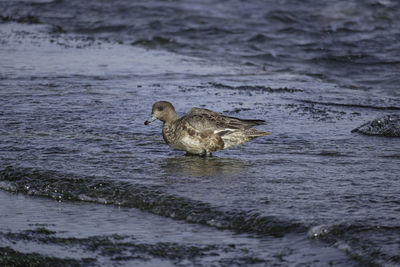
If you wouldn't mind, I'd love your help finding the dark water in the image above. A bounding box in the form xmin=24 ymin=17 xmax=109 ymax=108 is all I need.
xmin=1 ymin=0 xmax=400 ymax=266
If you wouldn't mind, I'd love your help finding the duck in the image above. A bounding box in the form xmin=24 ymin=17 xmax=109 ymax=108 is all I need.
xmin=144 ymin=101 xmax=270 ymax=156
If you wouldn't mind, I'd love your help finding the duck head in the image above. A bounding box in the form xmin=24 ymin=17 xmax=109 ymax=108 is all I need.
xmin=144 ymin=101 xmax=179 ymax=125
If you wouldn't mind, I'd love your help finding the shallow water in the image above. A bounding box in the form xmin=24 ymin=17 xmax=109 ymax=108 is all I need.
xmin=1 ymin=1 xmax=400 ymax=266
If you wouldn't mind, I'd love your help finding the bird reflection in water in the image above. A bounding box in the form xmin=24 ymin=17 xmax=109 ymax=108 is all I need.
xmin=160 ymin=155 xmax=248 ymax=178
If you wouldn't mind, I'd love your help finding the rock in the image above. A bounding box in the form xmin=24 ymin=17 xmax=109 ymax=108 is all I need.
xmin=352 ymin=115 xmax=400 ymax=137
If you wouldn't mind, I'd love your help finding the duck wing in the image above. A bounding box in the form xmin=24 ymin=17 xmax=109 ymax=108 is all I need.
xmin=183 ymin=107 xmax=265 ymax=133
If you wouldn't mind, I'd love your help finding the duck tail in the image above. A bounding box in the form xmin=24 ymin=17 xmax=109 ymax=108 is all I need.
xmin=241 ymin=119 xmax=266 ymax=126
xmin=252 ymin=130 xmax=270 ymax=137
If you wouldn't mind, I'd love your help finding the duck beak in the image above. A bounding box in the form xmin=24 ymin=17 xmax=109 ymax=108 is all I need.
xmin=144 ymin=115 xmax=157 ymax=125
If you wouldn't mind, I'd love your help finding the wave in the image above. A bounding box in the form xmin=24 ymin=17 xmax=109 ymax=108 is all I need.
xmin=3 ymin=165 xmax=397 ymax=265
xmin=0 ymin=14 xmax=41 ymax=24
xmin=209 ymin=82 xmax=302 ymax=93
xmin=264 ymin=10 xmax=300 ymax=24
xmin=0 ymin=166 xmax=304 ymax=237
xmin=0 ymin=245 xmax=91 ymax=267
xmin=247 ymin=33 xmax=273 ymax=43
xmin=0 ymin=228 xmax=269 ymax=266
xmin=311 ymin=54 xmax=400 ymax=66
xmin=131 ymin=36 xmax=189 ymax=50
xmin=298 ymin=99 xmax=400 ymax=111
xmin=76 ymin=25 xmax=128 ymax=34
xmin=309 ymin=223 xmax=400 ymax=266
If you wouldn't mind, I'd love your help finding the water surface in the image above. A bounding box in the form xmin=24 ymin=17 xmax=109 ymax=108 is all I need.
xmin=1 ymin=1 xmax=400 ymax=266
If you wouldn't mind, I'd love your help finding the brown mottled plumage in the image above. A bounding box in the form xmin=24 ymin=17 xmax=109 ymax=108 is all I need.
xmin=144 ymin=101 xmax=270 ymax=156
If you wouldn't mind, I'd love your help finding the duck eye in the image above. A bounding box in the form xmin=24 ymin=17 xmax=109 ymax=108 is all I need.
xmin=158 ymin=107 xmax=164 ymax=111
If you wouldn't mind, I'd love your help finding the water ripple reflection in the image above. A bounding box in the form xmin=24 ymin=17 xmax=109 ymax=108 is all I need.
xmin=160 ymin=156 xmax=247 ymax=178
